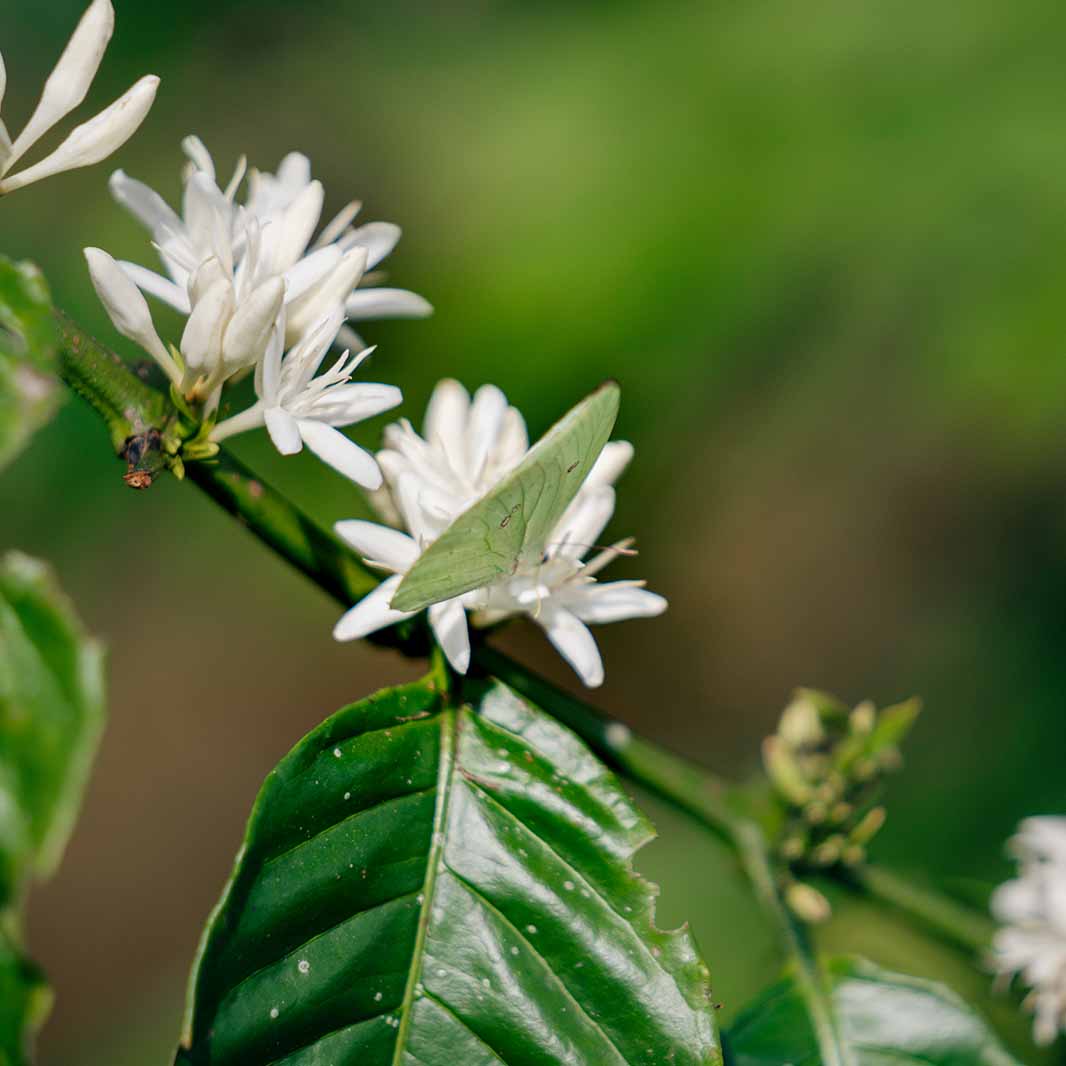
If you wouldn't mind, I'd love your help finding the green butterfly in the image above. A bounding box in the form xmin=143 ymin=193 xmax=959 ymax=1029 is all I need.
xmin=390 ymin=381 xmax=621 ymax=613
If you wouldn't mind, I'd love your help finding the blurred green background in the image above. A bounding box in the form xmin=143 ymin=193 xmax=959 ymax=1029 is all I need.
xmin=3 ymin=0 xmax=1066 ymax=1060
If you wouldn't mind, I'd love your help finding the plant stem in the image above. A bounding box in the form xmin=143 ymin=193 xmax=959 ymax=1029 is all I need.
xmin=733 ymin=822 xmax=851 ymax=1066
xmin=55 ymin=311 xmax=169 ymax=454
xmin=855 ymin=865 xmax=994 ymax=957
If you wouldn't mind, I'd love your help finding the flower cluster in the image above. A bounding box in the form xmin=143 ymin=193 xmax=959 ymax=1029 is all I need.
xmin=85 ymin=135 xmax=430 ymax=487
xmin=762 ymin=689 xmax=919 ymax=922
xmin=332 ymin=379 xmax=666 ymax=686
xmin=991 ymin=816 xmax=1066 ymax=1046
xmin=5 ymin=1 xmax=667 ymax=685
xmin=0 ymin=0 xmax=157 ymax=196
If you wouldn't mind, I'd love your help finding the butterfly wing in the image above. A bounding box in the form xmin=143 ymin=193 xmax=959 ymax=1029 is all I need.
xmin=390 ymin=381 xmax=621 ymax=613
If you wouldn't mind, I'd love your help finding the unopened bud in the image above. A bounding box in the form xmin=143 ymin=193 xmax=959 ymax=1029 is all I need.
xmin=787 ymin=882 xmax=832 ymax=924
xmin=780 ymin=835 xmax=807 ymax=862
xmin=763 ymin=736 xmax=813 ymax=806
xmin=779 ymin=692 xmax=825 ymax=748
xmin=841 ymin=844 xmax=865 ymax=867
xmin=850 ymin=700 xmax=876 ymax=735
xmin=878 ymin=747 xmax=903 ymax=772
xmin=830 ymin=801 xmax=853 ymax=825
xmin=850 ymin=806 xmax=886 ymax=846
xmin=804 ymin=801 xmax=828 ymax=825
xmin=853 ymin=757 xmax=878 ymax=782
xmin=812 ymin=835 xmax=845 ymax=867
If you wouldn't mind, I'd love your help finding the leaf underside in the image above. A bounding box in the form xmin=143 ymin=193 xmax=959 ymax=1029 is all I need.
xmin=179 ymin=676 xmax=721 ymax=1065
xmin=727 ymin=956 xmax=1021 ymax=1066
xmin=391 ymin=381 xmax=621 ymax=613
xmin=0 ymin=551 xmax=106 ymax=1065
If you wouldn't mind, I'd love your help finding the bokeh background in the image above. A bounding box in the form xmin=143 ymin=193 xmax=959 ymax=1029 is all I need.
xmin=3 ymin=0 xmax=1066 ymax=1060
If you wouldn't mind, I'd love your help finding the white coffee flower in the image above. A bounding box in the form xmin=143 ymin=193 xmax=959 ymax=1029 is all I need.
xmin=333 ymin=380 xmax=665 ymax=686
xmin=85 ymin=245 xmax=286 ymax=401
xmin=991 ymin=815 xmax=1066 ymax=1046
xmin=107 ymin=139 xmax=430 ymax=345
xmin=210 ymin=307 xmax=400 ymax=489
xmin=0 ymin=0 xmax=158 ymax=196
xmin=370 ymin=377 xmax=633 ymax=539
xmin=334 ymin=474 xmax=474 ymax=673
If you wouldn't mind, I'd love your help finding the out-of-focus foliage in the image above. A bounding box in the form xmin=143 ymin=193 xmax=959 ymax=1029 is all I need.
xmin=0 ymin=552 xmax=105 ymax=1064
xmin=0 ymin=258 xmax=61 ymax=472
xmin=728 ymin=956 xmax=1020 ymax=1066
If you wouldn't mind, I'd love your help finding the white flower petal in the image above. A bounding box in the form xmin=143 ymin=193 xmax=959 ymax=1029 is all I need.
xmin=566 ymin=582 xmax=667 ymax=625
xmin=297 ymin=420 xmax=382 ymax=489
xmin=183 ymin=171 xmax=230 ymax=263
xmin=222 ymin=276 xmax=284 ymax=373
xmin=6 ymin=0 xmax=114 ymax=168
xmin=423 ymin=378 xmax=470 ymax=459
xmin=429 ymin=598 xmax=471 ymax=674
xmin=551 ymin=487 xmax=616 ymax=560
xmin=313 ymin=383 xmax=403 ymax=426
xmin=589 ymin=440 xmax=634 ymax=488
xmin=1 ymin=75 xmax=158 ymax=194
xmin=264 ymin=406 xmax=302 ymax=455
xmin=109 ymin=169 xmax=181 ymax=236
xmin=340 ymin=221 xmax=401 ymax=269
xmin=333 ymin=574 xmax=411 ymax=642
xmin=345 ymin=287 xmax=433 ymax=321
xmin=84 ymin=246 xmax=179 ymax=382
xmin=286 ymin=246 xmax=367 ymax=339
xmin=468 ymin=384 xmax=508 ymax=480
xmin=182 ymin=134 xmax=215 ymax=179
xmin=117 ymin=260 xmax=189 ymax=312
xmin=283 ymin=245 xmax=341 ymax=303
xmin=314 ymin=199 xmax=362 ymax=249
xmin=276 ymin=152 xmax=311 ymax=195
xmin=0 ymin=118 xmax=11 ymax=177
xmin=334 ymin=521 xmax=419 ymax=573
xmin=541 ymin=608 xmax=605 ymax=688
xmin=180 ymin=276 xmax=232 ymax=373
xmin=256 ymin=316 xmax=285 ymax=404
xmin=268 ymin=179 xmax=323 ymax=271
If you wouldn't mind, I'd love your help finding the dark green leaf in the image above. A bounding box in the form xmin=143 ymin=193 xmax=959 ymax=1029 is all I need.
xmin=728 ymin=956 xmax=1021 ymax=1066
xmin=179 ymin=675 xmax=721 ymax=1065
xmin=0 ymin=551 xmax=106 ymax=1065
xmin=392 ymin=381 xmax=621 ymax=613
xmin=0 ymin=257 xmax=62 ymax=472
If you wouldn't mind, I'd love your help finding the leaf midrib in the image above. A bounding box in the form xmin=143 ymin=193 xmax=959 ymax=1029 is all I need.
xmin=391 ymin=707 xmax=458 ymax=1064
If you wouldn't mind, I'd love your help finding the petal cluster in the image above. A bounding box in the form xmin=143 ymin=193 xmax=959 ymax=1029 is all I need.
xmin=107 ymin=137 xmax=431 ymax=349
xmin=333 ymin=380 xmax=666 ymax=685
xmin=86 ymin=134 xmax=428 ymax=485
xmin=0 ymin=0 xmax=157 ymax=196
xmin=991 ymin=816 xmax=1066 ymax=1046
xmin=211 ymin=307 xmax=401 ymax=488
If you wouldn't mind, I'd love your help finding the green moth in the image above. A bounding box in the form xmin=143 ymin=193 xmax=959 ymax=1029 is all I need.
xmin=390 ymin=381 xmax=621 ymax=613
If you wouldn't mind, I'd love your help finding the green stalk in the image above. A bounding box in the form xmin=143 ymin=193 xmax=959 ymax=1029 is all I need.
xmin=185 ymin=449 xmax=380 ymax=607
xmin=733 ymin=822 xmax=852 ymax=1066
xmin=54 ymin=311 xmax=170 ymax=475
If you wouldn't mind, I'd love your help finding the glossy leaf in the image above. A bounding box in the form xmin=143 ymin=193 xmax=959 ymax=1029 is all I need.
xmin=728 ymin=956 xmax=1021 ymax=1066
xmin=0 ymin=256 xmax=62 ymax=472
xmin=391 ymin=381 xmax=621 ymax=613
xmin=0 ymin=551 xmax=106 ymax=1065
xmin=179 ymin=675 xmax=721 ymax=1065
